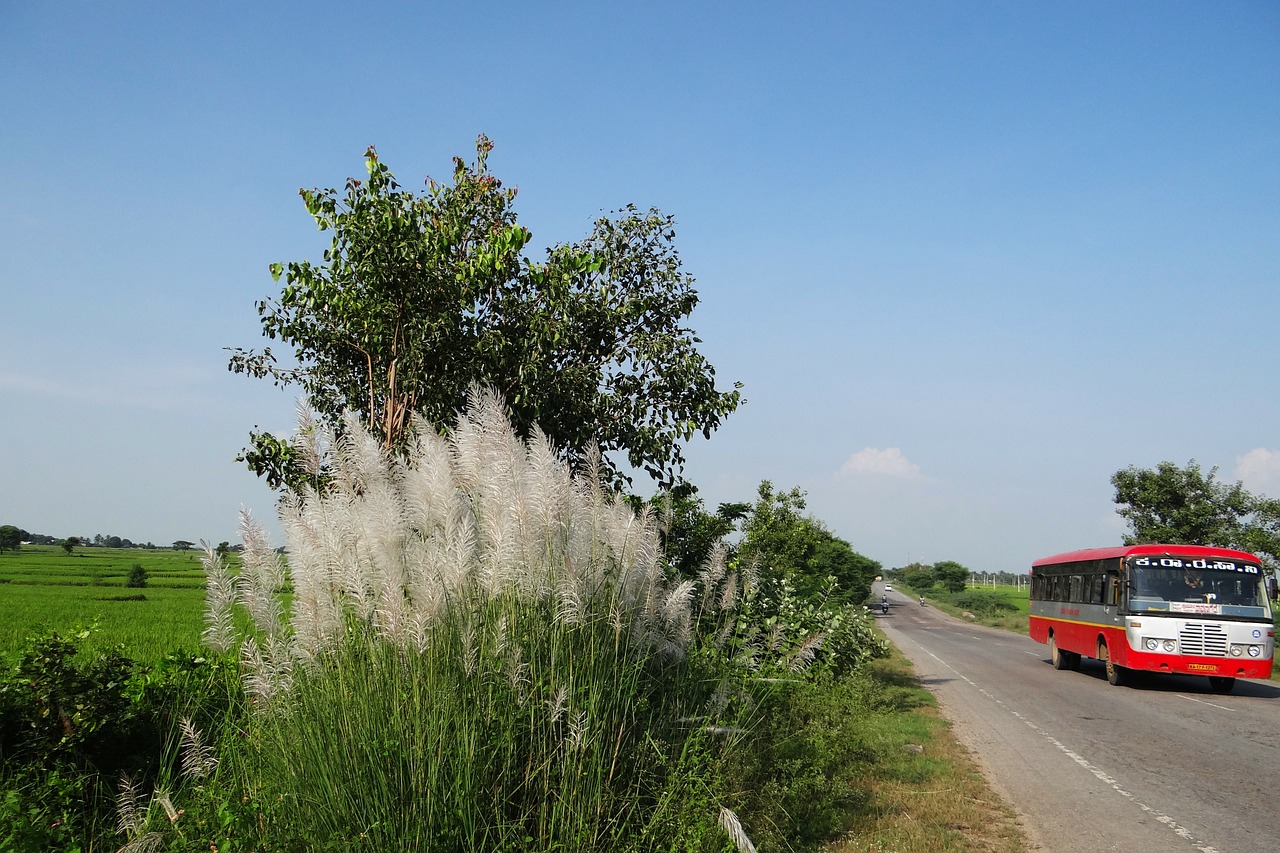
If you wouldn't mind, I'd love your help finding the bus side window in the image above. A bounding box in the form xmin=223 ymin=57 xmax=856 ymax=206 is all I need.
xmin=1088 ymin=574 xmax=1104 ymax=604
xmin=1107 ymin=575 xmax=1121 ymax=606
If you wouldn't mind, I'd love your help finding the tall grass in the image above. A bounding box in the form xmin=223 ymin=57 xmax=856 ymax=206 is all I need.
xmin=200 ymin=389 xmax=757 ymax=850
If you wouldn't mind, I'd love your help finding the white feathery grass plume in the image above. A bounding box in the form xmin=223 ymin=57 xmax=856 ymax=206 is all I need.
xmin=698 ymin=543 xmax=728 ymax=609
xmin=240 ymin=636 xmax=271 ymax=706
xmin=661 ymin=580 xmax=696 ymax=634
xmin=213 ymin=385 xmax=703 ymax=711
xmin=115 ymin=773 xmax=146 ymax=837
xmin=524 ymin=426 xmax=569 ymax=555
xmin=440 ymin=501 xmax=478 ymax=591
xmin=407 ymin=608 xmax=432 ymax=655
xmin=547 ymin=684 xmax=568 ymax=725
xmin=478 ymin=505 xmax=518 ymax=595
xmin=714 ymin=619 xmax=736 ymax=650
xmin=119 ymin=832 xmax=165 ymax=853
xmin=740 ymin=554 xmax=761 ymax=595
xmin=293 ymin=398 xmax=326 ymax=477
xmin=240 ymin=636 xmax=293 ymax=709
xmin=627 ymin=508 xmax=662 ymax=591
xmin=407 ymin=548 xmax=448 ymax=627
xmin=492 ymin=614 xmax=509 ymax=660
xmin=567 ymin=709 xmax=589 ymax=752
xmin=609 ymin=597 xmax=627 ymax=636
xmin=637 ymin=580 xmax=663 ymax=643
xmin=506 ymin=645 xmax=530 ymax=704
xmin=341 ymin=409 xmax=389 ymax=488
xmin=237 ymin=509 xmax=286 ymax=638
xmin=555 ymin=574 xmax=585 ymax=626
xmin=766 ymin=623 xmax=786 ymax=654
xmin=278 ymin=498 xmax=336 ymax=654
xmin=788 ymin=632 xmax=826 ymax=674
xmin=458 ymin=618 xmax=478 ymax=677
xmin=179 ymin=717 xmax=218 ymax=780
xmin=707 ymin=679 xmax=735 ymax=717
xmin=199 ymin=542 xmax=237 ymax=655
xmin=718 ymin=807 xmax=758 ymax=853
xmin=718 ymin=572 xmax=740 ymax=613
xmin=153 ymin=787 xmax=180 ymax=823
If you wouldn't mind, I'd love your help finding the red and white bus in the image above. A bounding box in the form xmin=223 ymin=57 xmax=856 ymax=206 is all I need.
xmin=1029 ymin=544 xmax=1274 ymax=692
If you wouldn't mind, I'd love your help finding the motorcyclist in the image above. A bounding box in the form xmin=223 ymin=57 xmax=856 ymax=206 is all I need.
xmin=919 ymin=595 xmax=925 ymax=606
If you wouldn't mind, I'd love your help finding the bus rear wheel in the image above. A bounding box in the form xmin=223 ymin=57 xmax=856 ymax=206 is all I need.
xmin=1050 ymin=636 xmax=1071 ymax=670
xmin=1208 ymin=676 xmax=1236 ymax=693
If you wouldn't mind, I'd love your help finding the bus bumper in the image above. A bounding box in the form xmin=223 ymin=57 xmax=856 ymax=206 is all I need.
xmin=1121 ymin=649 xmax=1273 ymax=680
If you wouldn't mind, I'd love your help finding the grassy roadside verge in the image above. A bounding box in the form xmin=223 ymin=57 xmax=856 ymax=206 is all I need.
xmin=816 ymin=646 xmax=1030 ymax=853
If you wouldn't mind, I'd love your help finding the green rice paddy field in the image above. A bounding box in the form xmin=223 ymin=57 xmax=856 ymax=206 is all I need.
xmin=0 ymin=546 xmax=219 ymax=662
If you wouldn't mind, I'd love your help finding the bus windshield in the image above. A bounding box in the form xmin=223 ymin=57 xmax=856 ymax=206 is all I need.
xmin=1127 ymin=555 xmax=1272 ymax=618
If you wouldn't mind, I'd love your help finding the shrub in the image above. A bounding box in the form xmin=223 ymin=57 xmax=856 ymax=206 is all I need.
xmin=125 ymin=563 xmax=149 ymax=588
xmin=722 ymin=673 xmax=880 ymax=850
xmin=0 ymin=634 xmax=243 ymax=853
xmin=944 ymin=590 xmax=1019 ymax=616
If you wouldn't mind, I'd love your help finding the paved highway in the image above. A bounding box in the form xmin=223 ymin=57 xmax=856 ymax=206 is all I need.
xmin=874 ymin=584 xmax=1280 ymax=853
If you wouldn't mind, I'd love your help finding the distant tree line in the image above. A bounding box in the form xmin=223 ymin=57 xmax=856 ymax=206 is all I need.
xmin=0 ymin=526 xmax=235 ymax=554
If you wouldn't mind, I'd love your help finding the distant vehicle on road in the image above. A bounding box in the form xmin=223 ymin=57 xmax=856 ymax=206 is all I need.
xmin=884 ymin=584 xmax=893 ymax=591
xmin=1029 ymin=544 xmax=1274 ymax=692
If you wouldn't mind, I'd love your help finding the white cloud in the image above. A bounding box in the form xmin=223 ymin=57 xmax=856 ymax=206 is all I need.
xmin=1234 ymin=448 xmax=1280 ymax=497
xmin=839 ymin=447 xmax=922 ymax=479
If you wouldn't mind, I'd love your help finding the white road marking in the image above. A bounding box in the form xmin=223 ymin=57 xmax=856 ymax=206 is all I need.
xmin=919 ymin=644 xmax=1221 ymax=853
xmin=1177 ymin=695 xmax=1235 ymax=713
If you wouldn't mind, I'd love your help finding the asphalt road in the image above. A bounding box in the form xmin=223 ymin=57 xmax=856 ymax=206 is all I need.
xmin=874 ymin=584 xmax=1280 ymax=853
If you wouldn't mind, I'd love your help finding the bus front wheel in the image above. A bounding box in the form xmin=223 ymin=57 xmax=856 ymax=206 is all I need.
xmin=1101 ymin=643 xmax=1126 ymax=686
xmin=1208 ymin=676 xmax=1236 ymax=693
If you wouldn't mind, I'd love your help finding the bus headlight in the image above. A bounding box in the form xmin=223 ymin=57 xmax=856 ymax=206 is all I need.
xmin=1231 ymin=645 xmax=1245 ymax=657
xmin=1144 ymin=638 xmax=1159 ymax=651
xmin=1249 ymin=645 xmax=1262 ymax=658
xmin=1163 ymin=640 xmax=1177 ymax=652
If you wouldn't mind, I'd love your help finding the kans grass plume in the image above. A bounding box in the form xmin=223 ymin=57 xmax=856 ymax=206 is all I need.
xmin=194 ymin=387 xmax=846 ymax=850
xmin=201 ymin=386 xmax=710 ymax=705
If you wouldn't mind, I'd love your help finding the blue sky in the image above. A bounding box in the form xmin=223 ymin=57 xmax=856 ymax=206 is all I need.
xmin=2 ymin=2 xmax=1277 ymax=572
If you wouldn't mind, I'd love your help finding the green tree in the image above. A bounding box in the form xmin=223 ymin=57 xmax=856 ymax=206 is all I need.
xmin=896 ymin=562 xmax=935 ymax=592
xmin=736 ymin=481 xmax=881 ymax=603
xmin=932 ymin=560 xmax=970 ymax=593
xmin=1111 ymin=460 xmax=1280 ymax=562
xmin=61 ymin=536 xmax=80 ymax=556
xmin=0 ymin=525 xmax=23 ymax=553
xmin=229 ymin=136 xmax=741 ymax=491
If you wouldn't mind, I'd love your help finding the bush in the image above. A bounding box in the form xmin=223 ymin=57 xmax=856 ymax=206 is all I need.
xmin=941 ymin=590 xmax=1018 ymax=616
xmin=723 ymin=673 xmax=880 ymax=850
xmin=0 ymin=634 xmax=243 ymax=853
xmin=125 ymin=563 xmax=149 ymax=588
